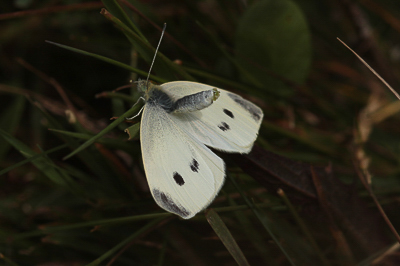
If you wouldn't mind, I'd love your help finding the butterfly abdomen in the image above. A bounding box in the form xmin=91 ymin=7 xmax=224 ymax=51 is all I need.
xmin=170 ymin=88 xmax=220 ymax=113
xmin=148 ymin=86 xmax=220 ymax=114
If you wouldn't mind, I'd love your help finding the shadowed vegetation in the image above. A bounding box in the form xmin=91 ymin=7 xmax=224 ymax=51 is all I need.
xmin=1 ymin=0 xmax=400 ymax=265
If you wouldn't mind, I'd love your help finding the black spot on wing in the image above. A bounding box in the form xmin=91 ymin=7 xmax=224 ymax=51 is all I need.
xmin=173 ymin=172 xmax=184 ymax=186
xmin=227 ymin=93 xmax=262 ymax=122
xmin=218 ymin=122 xmax=230 ymax=131
xmin=190 ymin=158 xmax=199 ymax=172
xmin=223 ymin=109 xmax=234 ymax=118
xmin=153 ymin=189 xmax=190 ymax=218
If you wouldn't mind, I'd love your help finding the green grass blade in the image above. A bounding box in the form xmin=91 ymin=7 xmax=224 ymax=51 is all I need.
xmin=0 ymin=253 xmax=19 ymax=266
xmin=206 ymin=209 xmax=250 ymax=266
xmin=63 ymin=103 xmax=141 ymax=160
xmin=100 ymin=9 xmax=193 ymax=81
xmin=101 ymin=0 xmax=144 ymax=38
xmin=0 ymin=129 xmax=78 ymax=189
xmin=0 ymin=143 xmax=68 ymax=176
xmin=196 ymin=21 xmax=263 ymax=89
xmin=86 ymin=217 xmax=166 ymax=266
xmin=0 ymin=96 xmax=25 ymax=160
xmin=45 ymin=41 xmax=166 ymax=83
xmin=227 ymin=196 xmax=274 ymax=264
xmin=8 ymin=213 xmax=172 ymax=242
xmin=228 ymin=174 xmax=296 ymax=266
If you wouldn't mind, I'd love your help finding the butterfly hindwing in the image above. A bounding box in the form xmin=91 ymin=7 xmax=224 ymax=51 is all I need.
xmin=140 ymin=101 xmax=225 ymax=219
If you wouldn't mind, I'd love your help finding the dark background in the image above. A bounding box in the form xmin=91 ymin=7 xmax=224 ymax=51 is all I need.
xmin=1 ymin=0 xmax=400 ymax=265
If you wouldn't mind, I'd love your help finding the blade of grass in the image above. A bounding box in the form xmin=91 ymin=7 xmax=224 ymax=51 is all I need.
xmin=0 ymin=129 xmax=79 ymax=190
xmin=227 ymin=195 xmax=274 ymax=264
xmin=86 ymin=217 xmax=166 ymax=266
xmin=0 ymin=96 xmax=26 ymax=159
xmin=158 ymin=236 xmax=168 ymax=265
xmin=63 ymin=101 xmax=140 ymax=160
xmin=31 ymin=98 xmax=131 ymax=192
xmin=8 ymin=213 xmax=172 ymax=241
xmin=228 ymin=174 xmax=296 ymax=266
xmin=196 ymin=21 xmax=263 ymax=89
xmin=45 ymin=41 xmax=166 ymax=84
xmin=49 ymin=129 xmax=137 ymax=153
xmin=120 ymin=0 xmax=208 ymax=68
xmin=278 ymin=188 xmax=329 ymax=265
xmin=0 ymin=143 xmax=68 ymax=176
xmin=100 ymin=8 xmax=194 ymax=81
xmin=0 ymin=253 xmax=18 ymax=266
xmin=205 ymin=209 xmax=250 ymax=266
xmin=101 ymin=0 xmax=145 ymax=39
xmin=183 ymin=66 xmax=255 ymax=92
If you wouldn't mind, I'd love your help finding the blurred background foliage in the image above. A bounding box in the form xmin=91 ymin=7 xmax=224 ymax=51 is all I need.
xmin=1 ymin=0 xmax=400 ymax=265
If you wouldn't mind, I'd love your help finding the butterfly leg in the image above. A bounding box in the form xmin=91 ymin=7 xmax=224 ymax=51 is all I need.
xmin=125 ymin=97 xmax=145 ymax=120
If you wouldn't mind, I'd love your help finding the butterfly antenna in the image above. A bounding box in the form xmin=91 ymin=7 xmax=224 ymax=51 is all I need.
xmin=146 ymin=23 xmax=167 ymax=87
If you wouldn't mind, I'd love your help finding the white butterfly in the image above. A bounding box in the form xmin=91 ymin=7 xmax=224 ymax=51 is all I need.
xmin=136 ymin=79 xmax=263 ymax=219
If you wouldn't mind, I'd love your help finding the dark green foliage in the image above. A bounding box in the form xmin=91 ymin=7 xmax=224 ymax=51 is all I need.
xmin=1 ymin=0 xmax=400 ymax=265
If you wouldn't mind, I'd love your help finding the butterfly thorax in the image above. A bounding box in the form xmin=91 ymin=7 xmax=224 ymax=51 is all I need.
xmin=147 ymin=87 xmax=175 ymax=111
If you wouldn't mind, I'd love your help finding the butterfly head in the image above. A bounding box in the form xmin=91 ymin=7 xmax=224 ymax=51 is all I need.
xmin=136 ymin=79 xmax=159 ymax=100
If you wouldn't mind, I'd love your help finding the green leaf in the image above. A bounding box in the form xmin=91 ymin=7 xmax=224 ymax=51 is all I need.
xmin=235 ymin=0 xmax=311 ymax=96
xmin=124 ymin=122 xmax=140 ymax=140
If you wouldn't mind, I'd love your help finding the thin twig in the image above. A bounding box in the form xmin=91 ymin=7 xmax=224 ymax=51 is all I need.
xmin=338 ymin=38 xmax=400 ymax=243
xmin=352 ymin=154 xmax=400 ymax=243
xmin=337 ymin=38 xmax=400 ymax=100
xmin=16 ymin=58 xmax=79 ymax=117
xmin=338 ymin=0 xmax=397 ymax=87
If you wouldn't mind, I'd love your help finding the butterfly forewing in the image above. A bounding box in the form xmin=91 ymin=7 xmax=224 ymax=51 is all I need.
xmin=140 ymin=101 xmax=225 ymax=219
